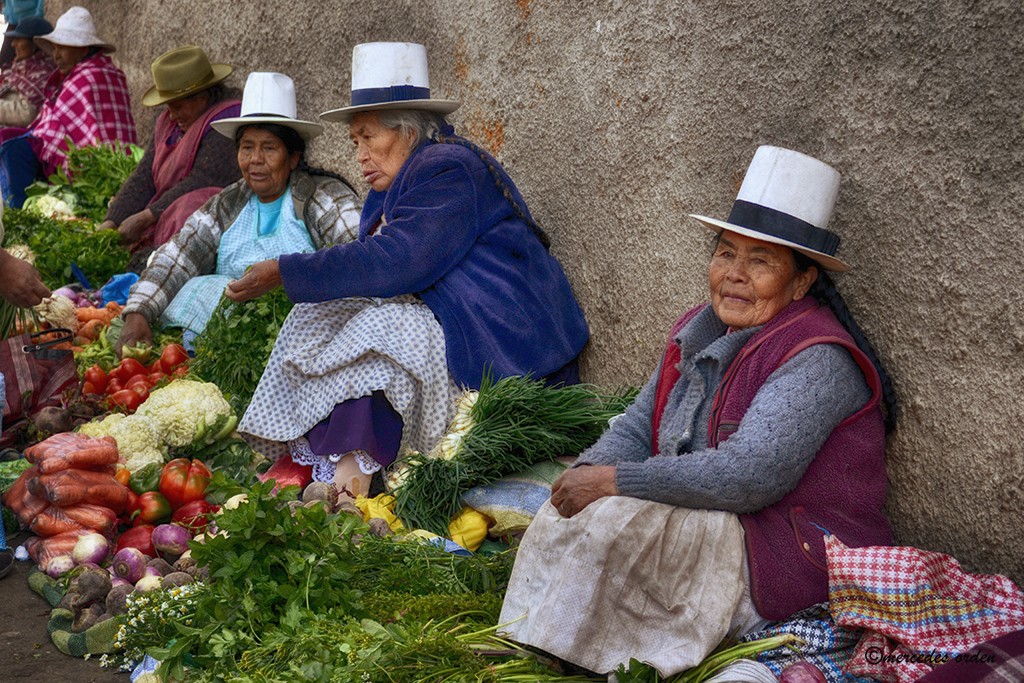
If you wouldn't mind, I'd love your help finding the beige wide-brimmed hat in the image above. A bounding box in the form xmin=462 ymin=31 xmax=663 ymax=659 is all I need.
xmin=689 ymin=145 xmax=850 ymax=272
xmin=211 ymin=72 xmax=323 ymax=141
xmin=320 ymin=42 xmax=461 ymax=122
xmin=34 ymin=6 xmax=115 ymax=54
xmin=141 ymin=45 xmax=233 ymax=107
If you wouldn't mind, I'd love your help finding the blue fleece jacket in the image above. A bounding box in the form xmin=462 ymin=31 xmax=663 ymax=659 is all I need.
xmin=278 ymin=135 xmax=590 ymax=388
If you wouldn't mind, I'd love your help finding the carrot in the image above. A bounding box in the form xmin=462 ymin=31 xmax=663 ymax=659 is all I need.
xmin=75 ymin=307 xmax=113 ymax=324
xmin=28 ymin=468 xmax=127 ymax=508
xmin=30 ymin=504 xmax=119 ymax=536
xmin=105 ymin=301 xmax=122 ymax=316
xmin=78 ymin=318 xmax=106 ymax=341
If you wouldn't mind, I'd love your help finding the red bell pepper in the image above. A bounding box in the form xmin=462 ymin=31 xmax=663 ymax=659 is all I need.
xmin=159 ymin=458 xmax=211 ymax=510
xmin=115 ymin=524 xmax=157 ymax=557
xmin=171 ymin=499 xmax=218 ymax=533
xmin=120 ymin=489 xmax=139 ymax=525
xmin=134 ymin=491 xmax=172 ymax=525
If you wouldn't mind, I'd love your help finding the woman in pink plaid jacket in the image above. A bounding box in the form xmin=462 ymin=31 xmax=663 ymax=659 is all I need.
xmin=0 ymin=6 xmax=135 ymax=207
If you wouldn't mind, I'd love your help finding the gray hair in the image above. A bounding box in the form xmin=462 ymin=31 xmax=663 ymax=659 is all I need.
xmin=375 ymin=109 xmax=447 ymax=148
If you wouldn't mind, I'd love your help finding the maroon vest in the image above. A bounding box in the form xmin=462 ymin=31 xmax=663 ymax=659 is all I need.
xmin=652 ymin=297 xmax=893 ymax=620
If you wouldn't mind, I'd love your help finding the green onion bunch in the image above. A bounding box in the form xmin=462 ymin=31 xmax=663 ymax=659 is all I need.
xmin=392 ymin=374 xmax=637 ymax=535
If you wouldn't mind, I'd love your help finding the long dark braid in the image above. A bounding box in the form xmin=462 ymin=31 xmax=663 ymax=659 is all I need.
xmin=298 ymin=160 xmax=357 ymax=196
xmin=432 ymin=133 xmax=551 ymax=249
xmin=795 ymin=253 xmax=900 ymax=433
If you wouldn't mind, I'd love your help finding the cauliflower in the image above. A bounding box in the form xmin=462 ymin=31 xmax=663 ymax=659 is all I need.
xmin=78 ymin=413 xmax=165 ymax=472
xmin=25 ymin=194 xmax=75 ymax=219
xmin=34 ymin=294 xmax=80 ymax=333
xmin=136 ymin=379 xmax=236 ymax=449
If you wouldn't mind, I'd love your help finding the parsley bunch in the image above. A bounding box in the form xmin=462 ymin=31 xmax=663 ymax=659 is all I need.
xmin=191 ymin=289 xmax=294 ymax=414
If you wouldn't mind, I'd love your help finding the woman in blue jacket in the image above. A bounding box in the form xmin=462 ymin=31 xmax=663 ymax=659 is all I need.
xmin=230 ymin=43 xmax=589 ymax=498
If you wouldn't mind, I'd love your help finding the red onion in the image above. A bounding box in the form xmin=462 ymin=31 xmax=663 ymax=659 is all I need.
xmin=111 ymin=547 xmax=148 ymax=584
xmin=72 ymin=533 xmax=111 ymax=566
xmin=779 ymin=662 xmax=828 ymax=683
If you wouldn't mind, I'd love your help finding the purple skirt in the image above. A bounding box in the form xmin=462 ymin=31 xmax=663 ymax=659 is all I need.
xmin=304 ymin=359 xmax=581 ymax=468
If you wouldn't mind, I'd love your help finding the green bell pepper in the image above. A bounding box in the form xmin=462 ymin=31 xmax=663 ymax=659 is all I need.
xmin=129 ymin=461 xmax=163 ymax=495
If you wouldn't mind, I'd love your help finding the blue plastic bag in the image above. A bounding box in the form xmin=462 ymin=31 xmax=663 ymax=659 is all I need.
xmin=99 ymin=272 xmax=139 ymax=306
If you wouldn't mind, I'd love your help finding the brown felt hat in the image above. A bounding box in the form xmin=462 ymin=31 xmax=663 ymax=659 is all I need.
xmin=141 ymin=45 xmax=232 ymax=107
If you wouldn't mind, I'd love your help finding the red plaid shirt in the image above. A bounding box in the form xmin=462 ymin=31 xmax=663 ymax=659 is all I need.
xmin=30 ymin=53 xmax=136 ymax=174
xmin=0 ymin=50 xmax=57 ymax=110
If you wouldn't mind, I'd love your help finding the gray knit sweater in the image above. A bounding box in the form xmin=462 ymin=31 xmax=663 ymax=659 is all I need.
xmin=575 ymin=304 xmax=870 ymax=514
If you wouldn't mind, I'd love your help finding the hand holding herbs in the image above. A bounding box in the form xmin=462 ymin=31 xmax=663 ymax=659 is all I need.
xmin=190 ymin=288 xmax=294 ymax=414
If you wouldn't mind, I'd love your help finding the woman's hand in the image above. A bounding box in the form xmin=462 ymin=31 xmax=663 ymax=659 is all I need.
xmin=117 ymin=209 xmax=156 ymax=246
xmin=549 ymin=465 xmax=618 ymax=518
xmin=117 ymin=313 xmax=153 ymax=356
xmin=225 ymin=260 xmax=282 ymax=303
xmin=0 ymin=250 xmax=49 ymax=307
xmin=97 ymin=219 xmax=117 ymax=231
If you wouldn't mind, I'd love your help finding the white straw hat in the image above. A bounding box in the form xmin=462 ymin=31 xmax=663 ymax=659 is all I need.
xmin=34 ymin=6 xmax=115 ymax=54
xmin=320 ymin=42 xmax=460 ymax=122
xmin=211 ymin=72 xmax=323 ymax=141
xmin=690 ymin=146 xmax=849 ymax=272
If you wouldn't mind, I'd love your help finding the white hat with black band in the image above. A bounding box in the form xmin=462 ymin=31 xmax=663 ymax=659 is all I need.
xmin=690 ymin=145 xmax=849 ymax=272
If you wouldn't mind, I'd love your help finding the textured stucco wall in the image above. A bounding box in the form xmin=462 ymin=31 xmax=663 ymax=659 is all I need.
xmin=51 ymin=1 xmax=1023 ymax=583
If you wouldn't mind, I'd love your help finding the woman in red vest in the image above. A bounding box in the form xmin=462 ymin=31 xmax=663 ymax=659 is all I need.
xmin=500 ymin=145 xmax=899 ymax=678
xmin=99 ymin=45 xmax=241 ymax=263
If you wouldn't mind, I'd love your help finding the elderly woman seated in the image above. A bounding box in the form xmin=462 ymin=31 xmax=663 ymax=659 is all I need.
xmin=0 ymin=6 xmax=135 ymax=207
xmin=229 ymin=42 xmax=589 ymax=498
xmin=0 ymin=17 xmax=56 ymax=127
xmin=117 ymin=72 xmax=361 ymax=352
xmin=498 ymin=146 xmax=899 ymax=677
xmin=98 ymin=45 xmax=242 ymax=261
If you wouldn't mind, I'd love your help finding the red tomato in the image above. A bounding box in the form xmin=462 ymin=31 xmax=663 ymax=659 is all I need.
xmin=83 ymin=364 xmax=107 ymax=391
xmin=148 ymin=371 xmax=167 ymax=385
xmin=118 ymin=358 xmax=147 ymax=381
xmin=125 ymin=374 xmax=151 ymax=390
xmin=82 ymin=381 xmax=99 ymax=395
xmin=108 ymin=388 xmax=144 ymax=412
xmin=172 ymin=366 xmax=189 ymax=378
xmin=105 ymin=378 xmax=124 ymax=395
xmin=159 ymin=344 xmax=189 ymax=374
xmin=130 ymin=383 xmax=150 ymax=402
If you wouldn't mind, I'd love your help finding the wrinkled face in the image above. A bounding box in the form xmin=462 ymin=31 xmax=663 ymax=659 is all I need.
xmin=50 ymin=43 xmax=92 ymax=74
xmin=708 ymin=232 xmax=818 ymax=329
xmin=166 ymin=92 xmax=210 ymax=132
xmin=12 ymin=37 xmax=36 ymax=61
xmin=237 ymin=127 xmax=300 ymax=202
xmin=347 ymin=112 xmax=414 ymax=192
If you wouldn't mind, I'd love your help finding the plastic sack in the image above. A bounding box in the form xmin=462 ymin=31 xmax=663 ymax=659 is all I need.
xmin=99 ymin=272 xmax=139 ymax=307
xmin=28 ymin=468 xmax=129 ymax=512
xmin=25 ymin=529 xmax=91 ymax=566
xmin=24 ymin=432 xmax=119 ymax=473
xmin=30 ymin=503 xmax=118 ymax=536
xmin=2 ymin=465 xmax=49 ymax=527
xmin=258 ymin=456 xmax=312 ymax=491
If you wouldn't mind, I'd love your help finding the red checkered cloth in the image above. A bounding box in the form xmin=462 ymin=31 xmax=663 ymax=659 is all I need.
xmin=826 ymin=535 xmax=1024 ymax=682
xmin=30 ymin=53 xmax=136 ymax=174
xmin=0 ymin=50 xmax=57 ymax=110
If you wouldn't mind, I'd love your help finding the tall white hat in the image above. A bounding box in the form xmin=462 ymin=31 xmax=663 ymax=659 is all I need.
xmin=34 ymin=6 xmax=115 ymax=54
xmin=320 ymin=42 xmax=460 ymax=122
xmin=211 ymin=72 xmax=323 ymax=141
xmin=690 ymin=145 xmax=849 ymax=271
